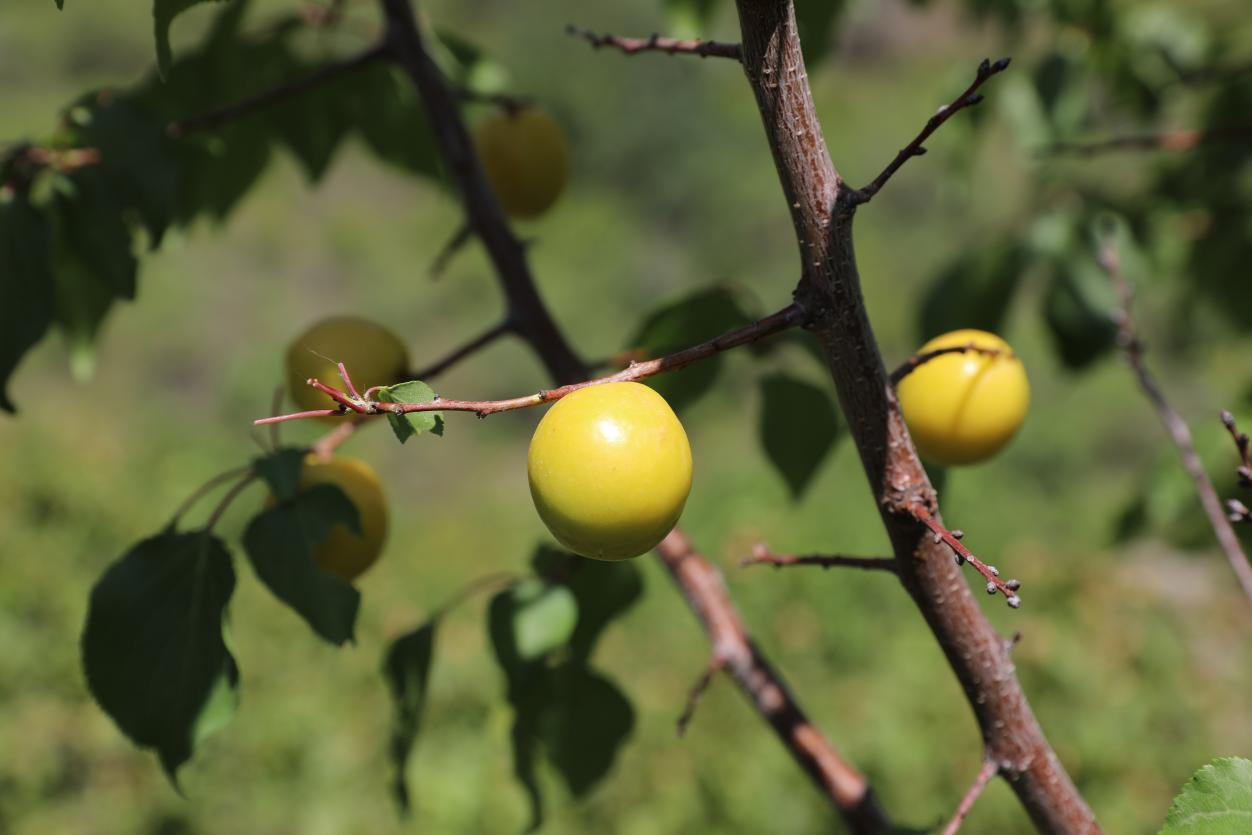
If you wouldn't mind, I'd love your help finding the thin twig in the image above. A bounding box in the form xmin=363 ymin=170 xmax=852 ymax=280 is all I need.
xmin=1101 ymin=240 xmax=1252 ymax=607
xmin=676 ymin=655 xmax=727 ymax=736
xmin=741 ymin=544 xmax=897 ymax=573
xmin=889 ymin=343 xmax=1002 ymax=386
xmin=429 ymin=222 xmax=474 ymax=278
xmin=1221 ymin=411 xmax=1252 ymax=487
xmin=169 ymin=466 xmax=255 ymax=527
xmin=167 ymin=43 xmax=389 ymax=136
xmin=941 ymin=759 xmax=1000 ymax=835
xmin=256 ymin=303 xmax=805 ymax=425
xmin=853 ymin=57 xmax=1011 ymax=204
xmin=205 ymin=473 xmax=259 ymax=531
xmin=1041 ymin=125 xmax=1252 ymax=157
xmin=431 ymin=571 xmax=522 ymax=620
xmin=566 ymin=24 xmax=742 ymax=61
xmin=409 ymin=318 xmax=514 ymax=380
xmin=912 ymin=505 xmax=1021 ymax=608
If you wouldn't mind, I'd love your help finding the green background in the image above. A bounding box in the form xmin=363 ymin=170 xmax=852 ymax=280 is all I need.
xmin=2 ymin=0 xmax=1251 ymax=833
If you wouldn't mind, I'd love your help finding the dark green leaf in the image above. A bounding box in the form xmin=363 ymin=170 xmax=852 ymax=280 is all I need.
xmin=242 ymin=485 xmax=361 ymax=645
xmin=252 ymin=447 xmax=306 ymax=502
xmin=758 ymin=373 xmax=841 ymax=498
xmin=1161 ymin=757 xmax=1252 ymax=834
xmin=1041 ymin=258 xmax=1117 ymax=371
xmin=153 ymin=0 xmax=234 ymax=79
xmin=490 ymin=579 xmax=577 ymax=668
xmin=793 ymin=0 xmax=846 ymax=66
xmin=541 ymin=665 xmax=635 ymax=797
xmin=527 ymin=546 xmax=644 ymax=661
xmin=377 ymin=381 xmax=444 ymax=444
xmin=383 ymin=620 xmax=438 ymax=814
xmin=81 ymin=530 xmax=238 ymax=781
xmin=627 ymin=286 xmax=756 ymax=411
xmin=919 ymin=242 xmax=1026 ymax=341
xmin=349 ymin=63 xmax=442 ymax=180
xmin=0 ymin=196 xmax=54 ymax=413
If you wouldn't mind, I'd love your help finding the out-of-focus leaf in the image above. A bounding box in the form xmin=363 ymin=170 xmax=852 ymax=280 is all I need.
xmin=383 ymin=620 xmax=438 ymax=814
xmin=490 ymin=579 xmax=578 ymax=668
xmin=81 ymin=530 xmax=238 ymax=781
xmin=1041 ymin=257 xmax=1117 ymax=371
xmin=252 ymin=447 xmax=305 ymax=501
xmin=662 ymin=0 xmax=721 ymax=38
xmin=1160 ymin=757 xmax=1252 ymax=834
xmin=242 ymin=485 xmax=361 ymax=645
xmin=528 ymin=546 xmax=644 ymax=661
xmin=153 ymin=0 xmax=234 ymax=78
xmin=758 ymin=373 xmax=841 ymax=498
xmin=433 ymin=29 xmax=509 ymax=93
xmin=541 ymin=665 xmax=635 ymax=796
xmin=349 ymin=63 xmax=442 ymax=180
xmin=0 ymin=197 xmax=54 ymax=413
xmin=919 ymin=242 xmax=1026 ymax=341
xmin=627 ymin=286 xmax=756 ymax=411
xmin=377 ymin=380 xmax=444 ymax=444
xmin=793 ymin=0 xmax=846 ymax=66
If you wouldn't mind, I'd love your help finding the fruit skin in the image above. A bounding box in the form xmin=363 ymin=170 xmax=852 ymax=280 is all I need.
xmin=528 ymin=382 xmax=692 ymax=561
xmin=472 ymin=107 xmax=569 ymax=219
xmin=297 ymin=455 xmax=388 ymax=582
xmin=897 ymin=329 xmax=1030 ymax=467
xmin=285 ymin=316 xmax=409 ymax=415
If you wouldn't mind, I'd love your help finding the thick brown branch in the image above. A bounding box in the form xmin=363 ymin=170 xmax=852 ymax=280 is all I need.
xmin=168 ymin=43 xmax=389 ymax=136
xmin=566 ymin=24 xmax=742 ymax=61
xmin=941 ymin=758 xmax=1000 ymax=835
xmin=742 ymin=544 xmax=897 ymax=573
xmin=1042 ymin=125 xmax=1252 ymax=157
xmin=733 ymin=0 xmax=1098 ymax=829
xmin=853 ymin=57 xmax=1010 ymax=204
xmin=378 ymin=2 xmax=884 ymax=828
xmin=255 ymin=304 xmax=804 ymax=425
xmin=1100 ymin=241 xmax=1252 ymax=607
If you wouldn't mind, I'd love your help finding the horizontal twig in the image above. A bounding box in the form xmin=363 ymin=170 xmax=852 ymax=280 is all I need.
xmin=741 ymin=544 xmax=897 ymax=573
xmin=1041 ymin=125 xmax=1252 ymax=157
xmin=168 ymin=43 xmax=389 ymax=136
xmin=256 ymin=303 xmax=805 ymax=425
xmin=566 ymin=23 xmax=742 ymax=61
xmin=853 ymin=57 xmax=1011 ymax=204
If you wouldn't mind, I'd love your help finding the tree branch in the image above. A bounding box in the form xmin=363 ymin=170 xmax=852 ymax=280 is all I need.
xmin=566 ymin=24 xmax=743 ymax=61
xmin=377 ymin=2 xmax=887 ymax=829
xmin=255 ymin=304 xmax=804 ymax=425
xmin=408 ymin=317 xmax=514 ymax=380
xmin=741 ymin=544 xmax=897 ymax=573
xmin=733 ymin=0 xmax=1098 ymax=829
xmin=1100 ymin=239 xmax=1252 ymax=608
xmin=911 ymin=506 xmax=1022 ymax=608
xmin=889 ymin=343 xmax=1002 ymax=386
xmin=852 ymin=57 xmax=1010 ymax=204
xmin=167 ymin=43 xmax=389 ymax=136
xmin=941 ymin=758 xmax=1000 ymax=835
xmin=1041 ymin=125 xmax=1252 ymax=157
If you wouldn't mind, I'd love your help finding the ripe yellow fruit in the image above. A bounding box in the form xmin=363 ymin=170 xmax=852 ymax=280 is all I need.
xmin=285 ymin=316 xmax=409 ymax=415
xmin=298 ymin=455 xmax=388 ymax=582
xmin=528 ymin=382 xmax=692 ymax=561
xmin=473 ymin=107 xmax=569 ymax=219
xmin=897 ymin=329 xmax=1029 ymax=467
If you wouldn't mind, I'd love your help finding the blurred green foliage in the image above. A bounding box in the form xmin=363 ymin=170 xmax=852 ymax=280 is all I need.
xmin=3 ymin=0 xmax=1252 ymax=833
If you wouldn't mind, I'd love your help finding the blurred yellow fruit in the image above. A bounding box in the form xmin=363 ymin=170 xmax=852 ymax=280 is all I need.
xmin=897 ymin=329 xmax=1029 ymax=467
xmin=285 ymin=316 xmax=408 ymax=416
xmin=298 ymin=455 xmax=387 ymax=582
xmin=528 ymin=382 xmax=692 ymax=560
xmin=473 ymin=106 xmax=569 ymax=219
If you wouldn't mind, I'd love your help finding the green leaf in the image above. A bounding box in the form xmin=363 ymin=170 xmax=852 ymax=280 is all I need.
xmin=1161 ymin=757 xmax=1252 ymax=834
xmin=349 ymin=63 xmax=442 ymax=180
xmin=793 ymin=0 xmax=847 ymax=66
xmin=242 ymin=485 xmax=361 ymax=645
xmin=662 ymin=0 xmax=721 ymax=37
xmin=383 ymin=620 xmax=438 ymax=814
xmin=153 ymin=0 xmax=234 ymax=79
xmin=543 ymin=549 xmax=643 ymax=662
xmin=627 ymin=286 xmax=757 ymax=412
xmin=377 ymin=381 xmax=444 ymax=444
xmin=81 ymin=530 xmax=239 ymax=781
xmin=758 ymin=373 xmax=841 ymax=498
xmin=919 ymin=242 xmax=1026 ymax=341
xmin=541 ymin=665 xmax=634 ymax=797
xmin=251 ymin=447 xmax=306 ymax=502
xmin=490 ymin=579 xmax=578 ymax=667
xmin=53 ymin=0 xmax=65 ymax=10
xmin=0 ymin=196 xmax=54 ymax=413
xmin=1041 ymin=257 xmax=1117 ymax=371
